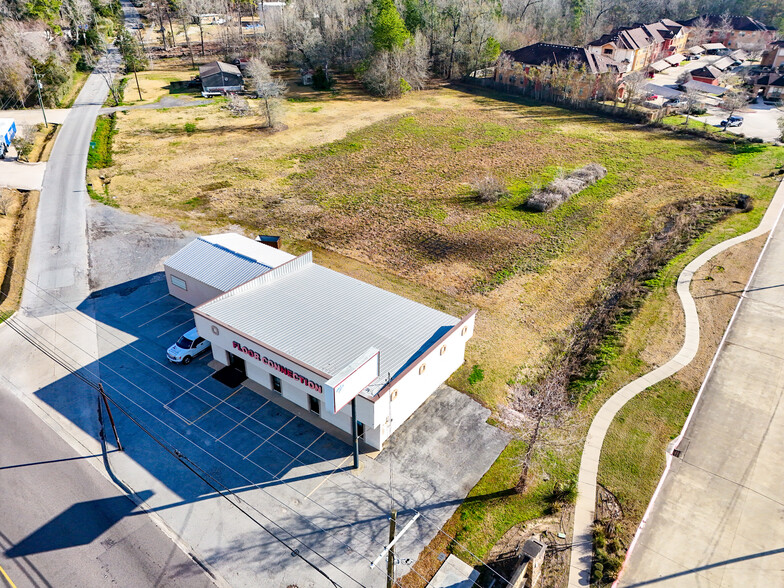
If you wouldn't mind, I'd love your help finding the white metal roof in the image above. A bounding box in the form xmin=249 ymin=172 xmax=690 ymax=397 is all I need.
xmin=702 ymin=43 xmax=727 ymax=51
xmin=664 ymin=53 xmax=686 ymax=65
xmin=688 ymin=46 xmax=705 ymax=54
xmin=650 ymin=60 xmax=670 ymax=72
xmin=195 ymin=252 xmax=460 ymax=384
xmin=165 ymin=233 xmax=294 ymax=293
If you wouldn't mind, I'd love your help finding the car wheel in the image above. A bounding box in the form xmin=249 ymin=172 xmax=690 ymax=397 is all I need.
xmin=182 ymin=355 xmax=192 ymax=365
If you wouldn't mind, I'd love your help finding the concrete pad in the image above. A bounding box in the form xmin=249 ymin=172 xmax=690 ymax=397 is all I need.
xmin=0 ymin=160 xmax=47 ymax=190
xmin=0 ymin=109 xmax=71 ymax=126
xmin=428 ymin=554 xmax=479 ymax=588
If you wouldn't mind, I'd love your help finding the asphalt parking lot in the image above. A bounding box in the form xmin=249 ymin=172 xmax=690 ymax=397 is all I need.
xmin=43 ymin=267 xmax=511 ymax=587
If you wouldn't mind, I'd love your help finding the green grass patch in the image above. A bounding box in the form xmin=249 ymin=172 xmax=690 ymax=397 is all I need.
xmin=87 ymin=182 xmax=119 ymax=207
xmin=598 ymin=379 xmax=695 ymax=536
xmin=87 ymin=114 xmax=116 ymax=168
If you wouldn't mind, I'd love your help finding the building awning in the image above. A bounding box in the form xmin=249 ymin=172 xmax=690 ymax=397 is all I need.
xmin=688 ymin=46 xmax=706 ymax=54
xmin=712 ymin=56 xmax=734 ymax=70
xmin=650 ymin=60 xmax=670 ymax=72
xmin=664 ymin=53 xmax=686 ymax=65
xmin=703 ymin=43 xmax=727 ymax=51
xmin=683 ymin=80 xmax=728 ymax=95
xmin=645 ymin=83 xmax=684 ymax=99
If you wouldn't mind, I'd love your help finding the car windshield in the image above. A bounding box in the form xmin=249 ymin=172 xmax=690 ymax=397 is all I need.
xmin=176 ymin=336 xmax=193 ymax=349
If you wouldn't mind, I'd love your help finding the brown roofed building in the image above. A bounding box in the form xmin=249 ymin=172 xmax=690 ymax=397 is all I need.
xmin=761 ymin=40 xmax=784 ymax=69
xmin=690 ymin=65 xmax=722 ymax=85
xmin=680 ymin=14 xmax=777 ymax=51
xmin=586 ymin=24 xmax=667 ymax=73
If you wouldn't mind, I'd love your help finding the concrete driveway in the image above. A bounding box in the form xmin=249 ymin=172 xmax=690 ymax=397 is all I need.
xmin=0 ymin=159 xmax=47 ymax=190
xmin=619 ymin=193 xmax=784 ymax=586
xmin=694 ymin=102 xmax=783 ymax=142
xmin=0 ymin=109 xmax=71 ymax=126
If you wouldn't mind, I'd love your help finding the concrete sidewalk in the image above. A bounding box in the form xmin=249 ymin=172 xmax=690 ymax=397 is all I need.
xmin=567 ymin=180 xmax=784 ymax=587
xmin=617 ymin=190 xmax=784 ymax=585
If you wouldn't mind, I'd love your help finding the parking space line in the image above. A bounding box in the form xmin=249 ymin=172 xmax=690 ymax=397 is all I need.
xmin=274 ymin=431 xmax=326 ymax=479
xmin=137 ymin=302 xmax=187 ymax=328
xmin=118 ymin=292 xmax=171 ymax=318
xmin=306 ymin=454 xmax=352 ymax=498
xmin=244 ymin=416 xmax=296 ymax=460
xmin=218 ymin=400 xmax=268 ymax=440
xmin=156 ymin=317 xmax=195 ymax=339
xmin=163 ymin=403 xmax=195 ymax=427
xmin=191 ymin=387 xmax=245 ymax=425
xmin=164 ymin=372 xmax=216 ymax=407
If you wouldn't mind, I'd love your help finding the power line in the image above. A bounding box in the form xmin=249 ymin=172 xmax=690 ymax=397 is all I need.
xmin=3 ymin=272 xmax=508 ymax=586
xmin=2 ymin=313 xmax=352 ymax=588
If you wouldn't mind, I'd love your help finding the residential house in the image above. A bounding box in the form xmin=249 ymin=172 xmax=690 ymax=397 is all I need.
xmin=761 ymin=40 xmax=784 ymax=69
xmin=198 ymin=61 xmax=243 ymax=95
xmin=680 ymin=14 xmax=777 ymax=51
xmin=586 ymin=24 xmax=665 ymax=73
xmin=690 ymin=65 xmax=722 ymax=85
xmin=495 ymin=43 xmax=618 ymax=97
xmin=646 ymin=19 xmax=689 ymax=55
xmin=753 ymin=73 xmax=784 ymax=99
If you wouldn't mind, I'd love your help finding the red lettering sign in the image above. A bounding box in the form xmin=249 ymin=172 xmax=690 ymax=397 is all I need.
xmin=233 ymin=341 xmax=322 ymax=393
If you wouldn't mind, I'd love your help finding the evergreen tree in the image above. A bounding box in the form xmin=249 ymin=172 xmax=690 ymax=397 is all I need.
xmin=371 ymin=0 xmax=410 ymax=52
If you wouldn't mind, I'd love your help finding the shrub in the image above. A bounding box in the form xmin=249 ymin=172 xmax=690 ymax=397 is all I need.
xmin=312 ymin=66 xmax=333 ymax=91
xmin=184 ymin=122 xmax=196 ymax=134
xmin=225 ymin=95 xmax=251 ymax=117
xmin=526 ymin=163 xmax=607 ymax=212
xmin=471 ymin=174 xmax=508 ymax=203
xmin=468 ymin=365 xmax=485 ymax=386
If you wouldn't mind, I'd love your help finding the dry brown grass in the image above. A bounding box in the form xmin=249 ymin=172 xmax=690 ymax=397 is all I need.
xmin=106 ymin=85 xmax=782 ymax=414
xmin=0 ymin=189 xmax=40 ymax=315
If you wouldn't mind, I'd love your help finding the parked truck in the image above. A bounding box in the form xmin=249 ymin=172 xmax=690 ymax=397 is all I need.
xmin=0 ymin=118 xmax=17 ymax=159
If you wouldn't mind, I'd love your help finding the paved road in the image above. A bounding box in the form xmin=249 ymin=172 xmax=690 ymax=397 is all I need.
xmin=22 ymin=47 xmax=120 ymax=311
xmin=0 ymin=383 xmax=217 ymax=588
xmin=568 ymin=179 xmax=784 ymax=587
xmin=618 ymin=197 xmax=784 ymax=586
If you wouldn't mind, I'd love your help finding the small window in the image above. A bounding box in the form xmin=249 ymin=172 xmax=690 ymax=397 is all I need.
xmin=461 ymin=326 xmax=469 ymax=336
xmin=418 ymin=364 xmax=426 ymax=375
xmin=170 ymin=275 xmax=187 ymax=290
xmin=357 ymin=422 xmax=365 ymax=439
xmin=271 ymin=375 xmax=282 ymax=393
xmin=603 ymin=48 xmax=613 ymax=55
xmin=440 ymin=345 xmax=447 ymax=356
xmin=498 ymin=75 xmax=503 ymax=82
xmin=510 ymin=75 xmax=516 ymax=83
xmin=309 ymin=395 xmax=320 ymax=415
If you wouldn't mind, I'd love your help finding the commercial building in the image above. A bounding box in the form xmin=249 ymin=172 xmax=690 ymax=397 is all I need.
xmin=166 ymin=234 xmax=476 ymax=450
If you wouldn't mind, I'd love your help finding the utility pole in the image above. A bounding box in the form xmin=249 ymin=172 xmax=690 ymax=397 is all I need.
xmin=32 ymin=65 xmax=48 ymax=128
xmin=99 ymin=384 xmax=123 ymax=451
xmin=351 ymin=397 xmax=360 ymax=469
xmin=386 ymin=511 xmax=397 ymax=588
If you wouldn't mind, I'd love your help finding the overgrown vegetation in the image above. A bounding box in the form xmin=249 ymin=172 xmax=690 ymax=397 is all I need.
xmin=87 ymin=113 xmax=116 ymax=168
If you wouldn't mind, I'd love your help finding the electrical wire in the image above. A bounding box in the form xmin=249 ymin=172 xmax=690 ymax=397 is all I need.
xmin=1 ymin=313 xmax=353 ymax=588
xmin=3 ymin=273 xmax=509 ymax=586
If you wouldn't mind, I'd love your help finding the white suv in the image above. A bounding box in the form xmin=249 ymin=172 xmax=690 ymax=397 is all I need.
xmin=167 ymin=328 xmax=210 ymax=364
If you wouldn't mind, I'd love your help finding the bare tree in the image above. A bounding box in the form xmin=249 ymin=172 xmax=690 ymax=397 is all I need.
xmin=682 ymin=86 xmax=702 ymax=125
xmin=718 ymin=89 xmax=749 ymax=128
xmin=621 ymin=71 xmax=646 ymax=108
xmin=247 ymin=58 xmax=287 ymax=127
xmin=502 ymin=367 xmax=570 ymax=492
xmin=717 ymin=12 xmax=734 ymax=47
xmin=687 ymin=15 xmax=711 ymax=49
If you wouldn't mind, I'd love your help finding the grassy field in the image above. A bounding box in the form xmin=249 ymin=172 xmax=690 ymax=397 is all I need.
xmin=100 ymin=76 xmax=784 ymax=581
